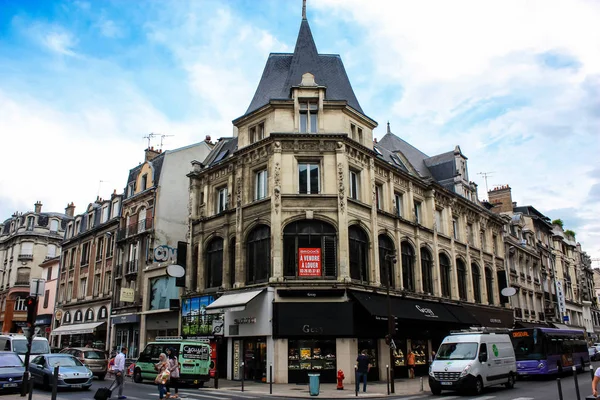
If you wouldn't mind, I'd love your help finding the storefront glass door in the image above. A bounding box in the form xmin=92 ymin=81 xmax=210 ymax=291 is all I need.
xmin=243 ymin=338 xmax=266 ymax=381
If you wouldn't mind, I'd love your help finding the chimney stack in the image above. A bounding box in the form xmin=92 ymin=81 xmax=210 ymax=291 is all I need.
xmin=487 ymin=185 xmax=513 ymax=214
xmin=34 ymin=201 xmax=42 ymax=214
xmin=65 ymin=202 xmax=76 ymax=217
xmin=145 ymin=146 xmax=161 ymax=162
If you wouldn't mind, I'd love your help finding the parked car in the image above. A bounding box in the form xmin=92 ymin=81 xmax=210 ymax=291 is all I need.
xmin=0 ymin=351 xmax=24 ymax=393
xmin=59 ymin=347 xmax=108 ymax=380
xmin=0 ymin=335 xmax=50 ymax=361
xmin=28 ymin=354 xmax=93 ymax=390
xmin=589 ymin=347 xmax=600 ymax=361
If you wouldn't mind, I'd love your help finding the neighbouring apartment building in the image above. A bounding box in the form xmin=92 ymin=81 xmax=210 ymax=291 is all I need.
xmin=53 ymin=194 xmax=122 ymax=353
xmin=0 ymin=201 xmax=69 ymax=333
xmin=110 ymin=142 xmax=212 ymax=358
xmin=186 ymin=5 xmax=511 ymax=385
xmin=488 ymin=185 xmax=600 ymax=337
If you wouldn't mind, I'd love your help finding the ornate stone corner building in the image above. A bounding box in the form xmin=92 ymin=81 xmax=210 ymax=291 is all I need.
xmin=187 ymin=5 xmax=511 ymax=384
xmin=0 ymin=201 xmax=69 ymax=333
xmin=54 ymin=194 xmax=122 ymax=352
xmin=111 ymin=143 xmax=212 ymax=357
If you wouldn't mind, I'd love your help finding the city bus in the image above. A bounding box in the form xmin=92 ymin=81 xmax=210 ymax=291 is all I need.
xmin=510 ymin=328 xmax=589 ymax=376
xmin=133 ymin=337 xmax=212 ymax=387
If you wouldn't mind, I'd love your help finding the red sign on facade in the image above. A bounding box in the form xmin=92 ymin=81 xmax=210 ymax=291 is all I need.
xmin=298 ymin=248 xmax=321 ymax=277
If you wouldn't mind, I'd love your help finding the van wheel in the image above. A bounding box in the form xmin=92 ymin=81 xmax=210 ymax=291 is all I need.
xmin=505 ymin=373 xmax=515 ymax=389
xmin=133 ymin=368 xmax=143 ymax=383
xmin=474 ymin=377 xmax=484 ymax=395
xmin=431 ymin=386 xmax=442 ymax=395
xmin=197 ymin=381 xmax=205 ymax=388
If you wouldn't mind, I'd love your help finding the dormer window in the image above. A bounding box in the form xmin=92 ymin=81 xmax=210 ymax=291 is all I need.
xmin=128 ymin=182 xmax=135 ymax=197
xmin=299 ymin=100 xmax=318 ymax=133
xmin=141 ymin=174 xmax=148 ymax=191
xmin=350 ymin=123 xmax=363 ymax=143
xmin=249 ymin=122 xmax=265 ymax=144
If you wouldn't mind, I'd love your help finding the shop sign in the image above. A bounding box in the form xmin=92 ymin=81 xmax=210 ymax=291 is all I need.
xmin=278 ymin=289 xmax=345 ymax=298
xmin=233 ymin=340 xmax=241 ymax=380
xmin=110 ymin=314 xmax=141 ymax=325
xmin=234 ymin=317 xmax=256 ymax=325
xmin=55 ymin=310 xmax=63 ymax=321
xmin=298 ymin=248 xmax=321 ymax=277
xmin=120 ymin=288 xmax=135 ymax=303
xmin=415 ymin=305 xmax=438 ymax=318
xmin=489 ymin=318 xmax=502 ymax=324
xmin=556 ymin=280 xmax=566 ymax=315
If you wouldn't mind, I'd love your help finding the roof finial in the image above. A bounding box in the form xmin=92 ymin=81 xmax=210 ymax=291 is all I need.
xmin=387 ymin=121 xmax=391 ymax=134
xmin=302 ymin=0 xmax=307 ymax=20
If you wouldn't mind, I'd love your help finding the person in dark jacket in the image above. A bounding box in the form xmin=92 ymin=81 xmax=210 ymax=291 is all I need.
xmin=355 ymin=350 xmax=371 ymax=392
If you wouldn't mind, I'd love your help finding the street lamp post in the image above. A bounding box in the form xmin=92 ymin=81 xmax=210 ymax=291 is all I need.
xmin=385 ymin=253 xmax=397 ymax=394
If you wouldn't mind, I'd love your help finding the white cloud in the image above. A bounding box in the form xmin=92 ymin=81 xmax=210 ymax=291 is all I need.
xmin=97 ymin=17 xmax=122 ymax=38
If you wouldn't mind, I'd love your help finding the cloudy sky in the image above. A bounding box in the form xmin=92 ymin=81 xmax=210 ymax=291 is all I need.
xmin=0 ymin=0 xmax=598 ymax=260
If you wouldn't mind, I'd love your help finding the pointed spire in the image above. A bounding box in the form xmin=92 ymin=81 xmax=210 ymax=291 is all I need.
xmin=387 ymin=121 xmax=391 ymax=134
xmin=302 ymin=0 xmax=307 ymax=20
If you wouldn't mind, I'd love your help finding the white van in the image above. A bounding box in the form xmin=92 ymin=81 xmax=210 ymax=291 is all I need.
xmin=429 ymin=329 xmax=517 ymax=395
xmin=0 ymin=334 xmax=50 ymax=361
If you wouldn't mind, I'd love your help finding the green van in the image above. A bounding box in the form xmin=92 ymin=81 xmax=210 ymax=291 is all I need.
xmin=133 ymin=337 xmax=212 ymax=387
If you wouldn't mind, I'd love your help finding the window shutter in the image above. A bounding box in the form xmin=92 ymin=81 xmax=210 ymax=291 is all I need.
xmin=323 ymin=236 xmax=337 ymax=278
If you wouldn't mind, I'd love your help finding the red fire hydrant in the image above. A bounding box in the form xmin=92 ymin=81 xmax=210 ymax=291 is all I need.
xmin=337 ymin=369 xmax=345 ymax=390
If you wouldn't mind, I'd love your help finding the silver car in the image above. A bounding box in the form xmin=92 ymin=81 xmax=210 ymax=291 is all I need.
xmin=29 ymin=354 xmax=93 ymax=390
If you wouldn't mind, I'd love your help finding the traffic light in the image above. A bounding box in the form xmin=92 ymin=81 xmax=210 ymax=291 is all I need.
xmin=25 ymin=296 xmax=37 ymax=325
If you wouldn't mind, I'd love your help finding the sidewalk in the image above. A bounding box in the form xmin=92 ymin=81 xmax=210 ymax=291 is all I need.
xmin=199 ymin=377 xmax=428 ymax=398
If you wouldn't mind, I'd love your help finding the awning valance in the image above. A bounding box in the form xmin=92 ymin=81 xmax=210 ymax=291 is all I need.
xmin=461 ymin=304 xmax=514 ymax=328
xmin=50 ymin=321 xmax=105 ymax=336
xmin=551 ymin=323 xmax=584 ymax=332
xmin=205 ymin=289 xmax=264 ymax=314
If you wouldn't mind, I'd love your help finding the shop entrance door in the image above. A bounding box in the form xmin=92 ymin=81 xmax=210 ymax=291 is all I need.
xmin=243 ymin=338 xmax=266 ymax=382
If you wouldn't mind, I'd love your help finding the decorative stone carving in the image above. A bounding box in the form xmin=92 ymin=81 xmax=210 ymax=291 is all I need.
xmin=337 ymin=162 xmax=345 ymax=213
xmin=274 ymin=162 xmax=281 ymax=213
xmin=236 ymin=177 xmax=242 ymax=208
xmin=393 ymin=175 xmax=408 ymax=188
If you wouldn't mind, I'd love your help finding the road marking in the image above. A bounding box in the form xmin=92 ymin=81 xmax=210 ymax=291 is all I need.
xmin=182 ymin=393 xmax=232 ymax=400
xmin=212 ymin=392 xmax=258 ymax=399
xmin=468 ymin=396 xmax=496 ymax=400
xmin=510 ymin=398 xmax=534 ymax=400
xmin=398 ymin=396 xmax=429 ymax=400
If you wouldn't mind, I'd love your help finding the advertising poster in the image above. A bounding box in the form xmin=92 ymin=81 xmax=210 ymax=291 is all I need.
xmin=181 ymin=295 xmax=224 ymax=337
xmin=298 ymin=248 xmax=321 ymax=277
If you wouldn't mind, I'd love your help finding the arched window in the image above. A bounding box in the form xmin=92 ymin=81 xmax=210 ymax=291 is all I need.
xmin=205 ymin=237 xmax=224 ymax=289
xmin=74 ymin=310 xmax=83 ymax=322
xmin=283 ymin=220 xmax=337 ymax=278
xmin=457 ymin=258 xmax=467 ymax=301
xmin=439 ymin=253 xmax=451 ymax=297
xmin=472 ymin=263 xmax=481 ymax=303
xmin=229 ymin=238 xmax=236 ymax=288
xmin=485 ymin=267 xmax=494 ymax=304
xmin=85 ymin=308 xmax=94 ymax=322
xmin=378 ymin=235 xmax=395 ymax=287
xmin=349 ymin=226 xmax=369 ymax=282
xmin=63 ymin=311 xmax=71 ymax=324
xmin=421 ymin=248 xmax=433 ymax=294
xmin=401 ymin=242 xmax=415 ymax=291
xmin=247 ymin=225 xmax=270 ymax=284
xmin=98 ymin=306 xmax=108 ymax=320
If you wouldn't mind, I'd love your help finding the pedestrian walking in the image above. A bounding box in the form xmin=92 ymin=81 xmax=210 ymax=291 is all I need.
xmin=166 ymin=348 xmax=180 ymax=399
xmin=155 ymin=353 xmax=170 ymax=400
xmin=355 ymin=349 xmax=371 ymax=393
xmin=407 ymin=349 xmax=416 ymax=379
xmin=113 ymin=347 xmax=128 ymax=399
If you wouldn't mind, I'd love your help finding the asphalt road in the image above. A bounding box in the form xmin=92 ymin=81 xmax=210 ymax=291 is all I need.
xmin=21 ymin=372 xmax=597 ymax=400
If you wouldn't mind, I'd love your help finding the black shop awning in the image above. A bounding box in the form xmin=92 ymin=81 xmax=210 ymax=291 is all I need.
xmin=462 ymin=304 xmax=514 ymax=329
xmin=351 ymin=291 xmax=461 ymax=324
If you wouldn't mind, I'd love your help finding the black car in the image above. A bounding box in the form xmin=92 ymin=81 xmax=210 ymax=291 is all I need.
xmin=0 ymin=351 xmax=24 ymax=392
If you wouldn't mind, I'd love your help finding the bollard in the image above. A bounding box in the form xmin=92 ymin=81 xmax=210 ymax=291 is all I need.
xmin=591 ymin=364 xmax=595 ymax=381
xmin=269 ymin=364 xmax=273 ymax=395
xmin=557 ymin=377 xmax=564 ymax=400
xmin=420 ymin=376 xmax=424 ymax=392
xmin=27 ymin=377 xmax=33 ymax=400
xmin=51 ymin=366 xmax=59 ymax=400
xmin=386 ymin=365 xmax=390 ymax=396
xmin=241 ymin=362 xmax=245 ymax=392
xmin=573 ymin=366 xmax=581 ymax=400
xmin=355 ymin=365 xmax=358 ymax=397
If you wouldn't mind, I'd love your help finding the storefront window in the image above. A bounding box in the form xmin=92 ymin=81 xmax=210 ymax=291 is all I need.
xmin=205 ymin=237 xmax=224 ymax=289
xmin=358 ymin=339 xmax=378 ymax=381
xmin=288 ymin=339 xmax=336 ymax=383
xmin=378 ymin=235 xmax=395 ymax=287
xmin=409 ymin=339 xmax=428 ymax=366
xmin=246 ymin=225 xmax=270 ymax=284
xmin=421 ymin=248 xmax=433 ymax=294
xmin=283 ymin=220 xmax=337 ymax=279
xmin=401 ymin=242 xmax=415 ymax=291
xmin=349 ymin=225 xmax=369 ymax=283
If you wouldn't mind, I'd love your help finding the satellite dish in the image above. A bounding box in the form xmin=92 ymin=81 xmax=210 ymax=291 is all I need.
xmin=166 ymin=264 xmax=185 ymax=278
xmin=501 ymin=287 xmax=517 ymax=297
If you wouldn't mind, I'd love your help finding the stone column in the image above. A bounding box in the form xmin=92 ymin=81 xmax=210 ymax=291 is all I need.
xmin=370 ymin=159 xmax=381 ymax=286
xmin=336 ymin=143 xmax=349 ymax=281
xmin=196 ymin=234 xmax=205 ymax=291
xmin=270 ymin=143 xmax=283 ymax=281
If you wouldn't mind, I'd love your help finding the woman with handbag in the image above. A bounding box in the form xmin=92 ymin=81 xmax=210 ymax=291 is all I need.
xmin=166 ymin=348 xmax=180 ymax=399
xmin=155 ymin=353 xmax=170 ymax=400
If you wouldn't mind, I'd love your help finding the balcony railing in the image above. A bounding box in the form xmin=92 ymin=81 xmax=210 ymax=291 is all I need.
xmin=126 ymin=260 xmax=138 ymax=275
xmin=17 ymin=254 xmax=33 ymax=261
xmin=15 ymin=275 xmax=30 ymax=286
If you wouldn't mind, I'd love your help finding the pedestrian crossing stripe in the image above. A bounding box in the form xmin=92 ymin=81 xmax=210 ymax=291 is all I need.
xmin=181 ymin=393 xmax=232 ymax=400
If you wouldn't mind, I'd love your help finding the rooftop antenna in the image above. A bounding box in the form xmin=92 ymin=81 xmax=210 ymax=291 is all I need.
xmin=143 ymin=133 xmax=159 ymax=148
xmin=97 ymin=180 xmax=107 ymax=197
xmin=477 ymin=171 xmax=495 ymax=194
xmin=158 ymin=134 xmax=174 ymax=149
